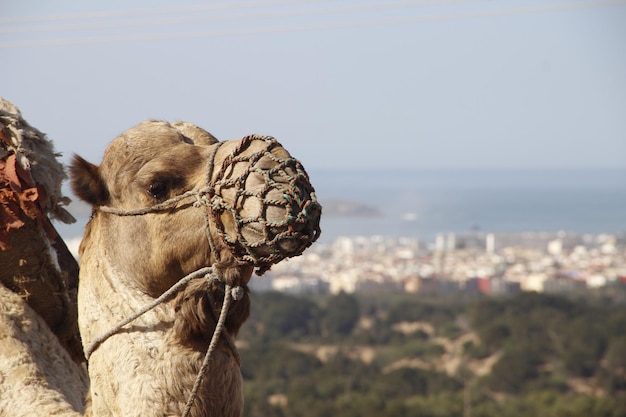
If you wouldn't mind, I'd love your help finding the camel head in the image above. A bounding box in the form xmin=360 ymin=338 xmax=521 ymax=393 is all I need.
xmin=69 ymin=120 xmax=321 ymax=416
xmin=71 ymin=120 xmax=320 ymax=293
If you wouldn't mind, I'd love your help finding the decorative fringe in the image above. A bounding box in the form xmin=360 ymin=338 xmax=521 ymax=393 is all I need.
xmin=0 ymin=97 xmax=75 ymax=250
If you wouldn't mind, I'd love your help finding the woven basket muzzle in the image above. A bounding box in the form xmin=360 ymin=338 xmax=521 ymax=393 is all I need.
xmin=209 ymin=135 xmax=321 ymax=273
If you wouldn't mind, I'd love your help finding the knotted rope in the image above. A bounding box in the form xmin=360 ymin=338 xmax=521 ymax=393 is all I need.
xmin=87 ymin=141 xmax=236 ymax=416
xmin=182 ymin=280 xmax=235 ymax=417
xmin=86 ymin=135 xmax=320 ymax=416
xmin=97 ymin=135 xmax=321 ymax=274
xmin=209 ymin=135 xmax=321 ymax=274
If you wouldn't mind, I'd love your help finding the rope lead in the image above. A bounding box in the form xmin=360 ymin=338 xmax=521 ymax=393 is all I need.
xmin=182 ymin=284 xmax=234 ymax=417
xmin=83 ymin=266 xmax=213 ymax=360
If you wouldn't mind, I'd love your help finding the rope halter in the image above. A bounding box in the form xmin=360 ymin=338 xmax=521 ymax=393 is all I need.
xmin=87 ymin=134 xmax=321 ymax=416
xmin=98 ymin=134 xmax=322 ymax=274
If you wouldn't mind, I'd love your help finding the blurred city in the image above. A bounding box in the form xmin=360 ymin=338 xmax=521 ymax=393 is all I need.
xmin=257 ymin=232 xmax=626 ymax=296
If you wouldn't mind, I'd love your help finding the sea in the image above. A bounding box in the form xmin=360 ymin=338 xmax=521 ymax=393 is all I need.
xmin=53 ymin=169 xmax=626 ymax=250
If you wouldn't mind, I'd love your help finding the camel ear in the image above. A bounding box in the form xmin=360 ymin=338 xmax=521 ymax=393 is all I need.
xmin=171 ymin=121 xmax=218 ymax=146
xmin=69 ymin=155 xmax=109 ymax=205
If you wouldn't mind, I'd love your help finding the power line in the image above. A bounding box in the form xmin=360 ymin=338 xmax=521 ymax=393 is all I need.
xmin=0 ymin=0 xmax=479 ymax=35
xmin=1 ymin=0 xmax=624 ymax=49
xmin=0 ymin=0 xmax=313 ymax=25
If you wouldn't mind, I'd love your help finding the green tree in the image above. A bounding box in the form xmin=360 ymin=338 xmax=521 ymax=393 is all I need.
xmin=603 ymin=335 xmax=626 ymax=392
xmin=487 ymin=344 xmax=541 ymax=393
xmin=563 ymin=318 xmax=607 ymax=377
xmin=250 ymin=291 xmax=321 ymax=340
xmin=323 ymin=291 xmax=360 ymax=336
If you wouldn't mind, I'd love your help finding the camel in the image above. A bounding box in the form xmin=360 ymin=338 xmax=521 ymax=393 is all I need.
xmin=70 ymin=120 xmax=321 ymax=417
xmin=0 ymin=97 xmax=88 ymax=416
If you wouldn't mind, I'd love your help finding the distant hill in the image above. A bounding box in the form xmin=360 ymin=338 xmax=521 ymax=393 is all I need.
xmin=320 ymin=199 xmax=381 ymax=217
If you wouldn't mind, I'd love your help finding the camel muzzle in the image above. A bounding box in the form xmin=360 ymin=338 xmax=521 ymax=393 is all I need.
xmin=209 ymin=135 xmax=322 ymax=274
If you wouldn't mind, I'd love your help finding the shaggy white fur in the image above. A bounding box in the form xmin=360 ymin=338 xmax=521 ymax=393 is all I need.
xmin=0 ymin=285 xmax=88 ymax=417
xmin=77 ymin=253 xmax=243 ymax=417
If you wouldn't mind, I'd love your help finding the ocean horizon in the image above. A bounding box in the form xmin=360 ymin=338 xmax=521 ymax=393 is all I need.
xmin=309 ymin=168 xmax=626 ymax=243
xmin=55 ymin=168 xmax=626 ymax=252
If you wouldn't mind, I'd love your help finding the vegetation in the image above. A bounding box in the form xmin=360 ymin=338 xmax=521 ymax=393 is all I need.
xmin=238 ymin=287 xmax=626 ymax=417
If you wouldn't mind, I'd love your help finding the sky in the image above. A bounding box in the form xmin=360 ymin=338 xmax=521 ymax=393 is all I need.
xmin=1 ymin=0 xmax=625 ymax=171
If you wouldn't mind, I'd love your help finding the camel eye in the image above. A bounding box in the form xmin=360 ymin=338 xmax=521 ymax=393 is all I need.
xmin=148 ymin=181 xmax=168 ymax=200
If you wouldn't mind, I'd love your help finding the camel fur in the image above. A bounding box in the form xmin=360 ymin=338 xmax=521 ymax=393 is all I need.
xmin=0 ymin=285 xmax=88 ymax=417
xmin=0 ymin=97 xmax=88 ymax=416
xmin=0 ymin=98 xmax=319 ymax=417
xmin=72 ymin=120 xmax=319 ymax=416
xmin=71 ymin=121 xmax=300 ymax=417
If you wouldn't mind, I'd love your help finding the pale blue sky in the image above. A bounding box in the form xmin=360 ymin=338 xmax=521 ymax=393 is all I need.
xmin=1 ymin=0 xmax=625 ymax=170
